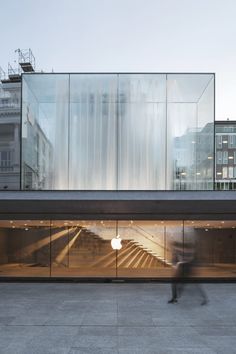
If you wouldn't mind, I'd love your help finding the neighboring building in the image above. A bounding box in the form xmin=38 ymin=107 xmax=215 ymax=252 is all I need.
xmin=1 ymin=66 xmax=236 ymax=280
xmin=0 ymin=81 xmax=21 ymax=190
xmin=215 ymin=121 xmax=236 ymax=190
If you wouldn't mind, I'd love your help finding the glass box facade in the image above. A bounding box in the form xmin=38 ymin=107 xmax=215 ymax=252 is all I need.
xmin=22 ymin=73 xmax=215 ymax=190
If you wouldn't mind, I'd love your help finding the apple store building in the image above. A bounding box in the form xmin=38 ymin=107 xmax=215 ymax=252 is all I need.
xmin=1 ymin=72 xmax=236 ymax=280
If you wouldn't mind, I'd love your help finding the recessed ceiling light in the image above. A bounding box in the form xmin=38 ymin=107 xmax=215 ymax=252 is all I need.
xmin=208 ymin=156 xmax=213 ymax=160
xmin=25 ymin=228 xmax=29 ymax=231
xmin=223 ymin=140 xmax=228 ymax=143
xmin=221 ymin=221 xmax=225 ymax=224
xmin=10 ymin=221 xmax=13 ymax=224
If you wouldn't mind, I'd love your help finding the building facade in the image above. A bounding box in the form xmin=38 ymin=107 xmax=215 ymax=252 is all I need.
xmin=215 ymin=121 xmax=236 ymax=190
xmin=1 ymin=72 xmax=236 ymax=280
xmin=0 ymin=81 xmax=21 ymax=190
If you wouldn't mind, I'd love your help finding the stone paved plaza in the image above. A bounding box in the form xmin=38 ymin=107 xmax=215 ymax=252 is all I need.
xmin=0 ymin=282 xmax=236 ymax=354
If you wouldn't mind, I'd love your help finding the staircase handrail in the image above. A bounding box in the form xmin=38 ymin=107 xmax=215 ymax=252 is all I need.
xmin=132 ymin=223 xmax=168 ymax=251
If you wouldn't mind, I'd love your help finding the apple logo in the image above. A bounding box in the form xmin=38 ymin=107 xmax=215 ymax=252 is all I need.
xmin=111 ymin=235 xmax=122 ymax=250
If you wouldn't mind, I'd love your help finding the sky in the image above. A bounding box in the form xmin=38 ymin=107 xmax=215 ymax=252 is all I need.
xmin=0 ymin=0 xmax=236 ymax=120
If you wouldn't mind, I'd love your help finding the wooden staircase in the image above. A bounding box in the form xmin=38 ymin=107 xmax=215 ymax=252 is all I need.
xmin=68 ymin=227 xmax=171 ymax=269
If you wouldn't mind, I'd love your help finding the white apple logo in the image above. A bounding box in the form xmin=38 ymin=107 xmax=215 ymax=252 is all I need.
xmin=111 ymin=235 xmax=122 ymax=250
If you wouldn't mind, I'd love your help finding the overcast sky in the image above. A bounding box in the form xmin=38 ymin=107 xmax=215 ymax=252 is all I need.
xmin=1 ymin=0 xmax=236 ymax=120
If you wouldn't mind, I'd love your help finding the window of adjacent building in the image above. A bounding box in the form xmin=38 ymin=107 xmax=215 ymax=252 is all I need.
xmin=216 ymin=135 xmax=222 ymax=148
xmin=0 ymin=151 xmax=12 ymax=169
xmin=1 ymin=98 xmax=9 ymax=105
xmin=224 ymin=126 xmax=234 ymax=133
xmin=89 ymin=94 xmax=94 ymax=116
xmin=229 ymin=166 xmax=234 ymax=179
xmin=42 ymin=141 xmax=46 ymax=156
xmin=102 ymin=94 xmax=109 ymax=116
xmin=216 ymin=151 xmax=222 ymax=164
xmin=234 ymin=151 xmax=236 ymax=164
xmin=229 ymin=135 xmax=236 ymax=148
xmin=222 ymin=167 xmax=228 ymax=178
xmin=0 ymin=124 xmax=15 ymax=141
xmin=234 ymin=167 xmax=236 ymax=178
xmin=223 ymin=151 xmax=228 ymax=164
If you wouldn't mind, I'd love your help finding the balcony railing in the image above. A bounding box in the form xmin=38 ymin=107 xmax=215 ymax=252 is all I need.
xmin=0 ymin=101 xmax=20 ymax=110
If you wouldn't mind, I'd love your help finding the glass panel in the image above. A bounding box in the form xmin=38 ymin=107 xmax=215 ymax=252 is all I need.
xmin=118 ymin=74 xmax=166 ymax=189
xmin=184 ymin=220 xmax=236 ymax=278
xmin=167 ymin=102 xmax=197 ymax=190
xmin=0 ymin=220 xmax=50 ymax=277
xmin=22 ymin=74 xmax=69 ymax=189
xmin=167 ymin=74 xmax=214 ymax=190
xmin=165 ymin=221 xmax=183 ymax=267
xmin=117 ymin=220 xmax=183 ymax=278
xmin=69 ymin=75 xmax=117 ymax=189
xmin=51 ymin=220 xmax=116 ymax=277
xmin=197 ymin=77 xmax=214 ymax=190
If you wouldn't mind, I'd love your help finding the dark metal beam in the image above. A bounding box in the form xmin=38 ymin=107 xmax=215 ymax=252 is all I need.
xmin=0 ymin=191 xmax=236 ymax=220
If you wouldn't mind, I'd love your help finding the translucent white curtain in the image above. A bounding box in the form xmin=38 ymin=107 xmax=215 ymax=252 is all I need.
xmin=118 ymin=75 xmax=167 ymax=190
xmin=69 ymin=75 xmax=117 ymax=189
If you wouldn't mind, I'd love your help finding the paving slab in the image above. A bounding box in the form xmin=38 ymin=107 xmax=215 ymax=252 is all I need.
xmin=0 ymin=283 xmax=235 ymax=353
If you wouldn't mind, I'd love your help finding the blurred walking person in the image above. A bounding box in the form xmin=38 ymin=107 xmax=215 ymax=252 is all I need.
xmin=168 ymin=240 xmax=208 ymax=305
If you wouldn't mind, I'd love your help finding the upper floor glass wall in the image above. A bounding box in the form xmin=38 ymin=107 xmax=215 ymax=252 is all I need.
xmin=22 ymin=73 xmax=214 ymax=190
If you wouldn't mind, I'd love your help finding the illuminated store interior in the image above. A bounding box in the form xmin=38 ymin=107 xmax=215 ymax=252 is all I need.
xmin=0 ymin=219 xmax=235 ymax=278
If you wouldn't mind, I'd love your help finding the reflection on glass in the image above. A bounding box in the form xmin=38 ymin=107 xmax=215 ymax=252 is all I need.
xmin=22 ymin=74 xmax=69 ymax=189
xmin=167 ymin=74 xmax=214 ymax=190
xmin=0 ymin=220 xmax=50 ymax=276
xmin=22 ymin=73 xmax=214 ymax=190
xmin=185 ymin=220 xmax=236 ymax=277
